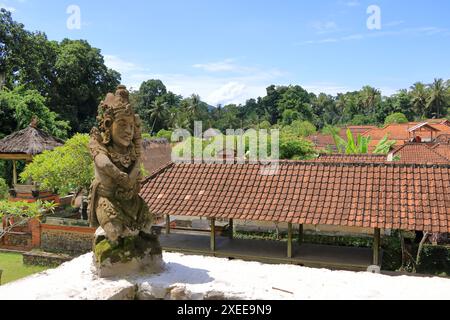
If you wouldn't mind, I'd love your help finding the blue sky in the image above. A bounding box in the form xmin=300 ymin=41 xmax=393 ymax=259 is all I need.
xmin=2 ymin=0 xmax=450 ymax=105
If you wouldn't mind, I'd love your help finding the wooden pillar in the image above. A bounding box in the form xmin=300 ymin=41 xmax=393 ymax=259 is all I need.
xmin=373 ymin=228 xmax=381 ymax=265
xmin=287 ymin=223 xmax=293 ymax=258
xmin=165 ymin=214 xmax=171 ymax=234
xmin=210 ymin=218 xmax=216 ymax=252
xmin=229 ymin=218 xmax=234 ymax=240
xmin=12 ymin=160 xmax=17 ymax=185
xmin=298 ymin=224 xmax=304 ymax=245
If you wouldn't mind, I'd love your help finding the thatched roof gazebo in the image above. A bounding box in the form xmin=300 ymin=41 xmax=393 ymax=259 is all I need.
xmin=0 ymin=118 xmax=64 ymax=185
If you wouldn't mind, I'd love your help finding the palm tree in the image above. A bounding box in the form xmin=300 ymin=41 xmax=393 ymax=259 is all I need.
xmin=187 ymin=94 xmax=202 ymax=120
xmin=427 ymin=78 xmax=447 ymax=118
xmin=410 ymin=82 xmax=429 ymax=118
xmin=149 ymin=99 xmax=168 ymax=134
xmin=359 ymin=86 xmax=381 ymax=115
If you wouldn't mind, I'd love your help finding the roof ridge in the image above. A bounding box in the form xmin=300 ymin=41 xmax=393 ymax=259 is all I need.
xmin=430 ymin=144 xmax=450 ymax=162
xmin=141 ymin=161 xmax=175 ymax=184
xmin=147 ymin=160 xmax=450 ymax=172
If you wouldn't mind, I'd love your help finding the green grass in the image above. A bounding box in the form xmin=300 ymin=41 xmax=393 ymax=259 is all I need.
xmin=0 ymin=252 xmax=49 ymax=285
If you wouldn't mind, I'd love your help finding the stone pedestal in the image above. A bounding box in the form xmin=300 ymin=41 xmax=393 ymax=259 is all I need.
xmin=92 ymin=228 xmax=164 ymax=278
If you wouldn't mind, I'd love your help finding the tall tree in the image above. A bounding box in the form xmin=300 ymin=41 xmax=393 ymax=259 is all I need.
xmin=50 ymin=39 xmax=120 ymax=133
xmin=1 ymin=10 xmax=121 ymax=133
xmin=410 ymin=82 xmax=429 ymax=119
xmin=427 ymin=78 xmax=447 ymax=118
xmin=149 ymin=98 xmax=169 ymax=133
xmin=358 ymin=86 xmax=381 ymax=116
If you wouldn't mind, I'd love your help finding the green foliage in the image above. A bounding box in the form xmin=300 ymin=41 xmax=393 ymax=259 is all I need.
xmin=385 ymin=112 xmax=408 ymax=125
xmin=0 ymin=200 xmax=57 ymax=220
xmin=281 ymin=109 xmax=300 ymax=125
xmin=156 ymin=129 xmax=173 ymax=142
xmin=258 ymin=121 xmax=272 ymax=130
xmin=350 ymin=114 xmax=375 ymax=125
xmin=0 ymin=10 xmax=120 ymax=134
xmin=373 ymin=135 xmax=397 ymax=154
xmin=0 ymin=87 xmax=70 ymax=139
xmin=287 ymin=120 xmax=317 ymax=137
xmin=280 ymin=138 xmax=316 ymax=160
xmin=427 ymin=78 xmax=448 ymax=118
xmin=332 ymin=129 xmax=371 ymax=154
xmin=0 ymin=178 xmax=8 ymax=200
xmin=140 ymin=163 xmax=150 ymax=178
xmin=20 ymin=134 xmax=93 ymax=196
xmin=416 ymin=245 xmax=450 ymax=275
xmin=141 ymin=133 xmax=152 ymax=140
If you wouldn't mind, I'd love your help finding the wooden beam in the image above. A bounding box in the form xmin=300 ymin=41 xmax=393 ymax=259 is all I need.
xmin=0 ymin=154 xmax=32 ymax=161
xmin=210 ymin=218 xmax=216 ymax=252
xmin=298 ymin=224 xmax=304 ymax=245
xmin=165 ymin=214 xmax=171 ymax=234
xmin=229 ymin=218 xmax=234 ymax=240
xmin=373 ymin=228 xmax=381 ymax=265
xmin=287 ymin=223 xmax=293 ymax=258
xmin=12 ymin=160 xmax=17 ymax=185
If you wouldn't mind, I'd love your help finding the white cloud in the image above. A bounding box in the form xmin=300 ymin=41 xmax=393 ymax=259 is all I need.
xmin=296 ymin=26 xmax=450 ymax=45
xmin=342 ymin=0 xmax=360 ymax=7
xmin=193 ymin=59 xmax=239 ymax=72
xmin=124 ymin=72 xmax=272 ymax=105
xmin=193 ymin=59 xmax=261 ymax=74
xmin=0 ymin=3 xmax=16 ymax=12
xmin=206 ymin=82 xmax=247 ymax=106
xmin=310 ymin=21 xmax=339 ymax=34
xmin=384 ymin=20 xmax=405 ymax=28
xmin=104 ymin=54 xmax=140 ymax=73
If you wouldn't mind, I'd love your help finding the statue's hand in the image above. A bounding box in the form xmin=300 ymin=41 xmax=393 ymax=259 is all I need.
xmin=117 ymin=172 xmax=132 ymax=188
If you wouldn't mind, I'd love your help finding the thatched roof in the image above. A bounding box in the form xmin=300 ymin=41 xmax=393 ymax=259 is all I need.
xmin=0 ymin=125 xmax=64 ymax=156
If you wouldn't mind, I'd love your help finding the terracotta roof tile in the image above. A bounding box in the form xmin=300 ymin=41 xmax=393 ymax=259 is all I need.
xmin=432 ymin=144 xmax=450 ymax=160
xmin=314 ymin=154 xmax=387 ymax=163
xmin=141 ymin=161 xmax=450 ymax=233
xmin=392 ymin=143 xmax=450 ymax=164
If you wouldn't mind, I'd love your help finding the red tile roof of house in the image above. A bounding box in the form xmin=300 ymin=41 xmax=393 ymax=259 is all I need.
xmin=141 ymin=161 xmax=450 ymax=233
xmin=432 ymin=144 xmax=450 ymax=161
xmin=307 ymin=133 xmax=336 ymax=150
xmin=392 ymin=143 xmax=450 ymax=164
xmin=314 ymin=154 xmax=387 ymax=163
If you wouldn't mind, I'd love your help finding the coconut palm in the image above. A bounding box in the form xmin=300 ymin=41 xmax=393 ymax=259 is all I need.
xmin=359 ymin=86 xmax=381 ymax=115
xmin=410 ymin=82 xmax=429 ymax=118
xmin=187 ymin=94 xmax=203 ymax=120
xmin=427 ymin=78 xmax=447 ymax=118
xmin=149 ymin=99 xmax=168 ymax=134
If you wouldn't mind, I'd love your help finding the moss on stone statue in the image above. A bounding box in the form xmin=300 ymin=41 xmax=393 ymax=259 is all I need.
xmin=94 ymin=234 xmax=162 ymax=264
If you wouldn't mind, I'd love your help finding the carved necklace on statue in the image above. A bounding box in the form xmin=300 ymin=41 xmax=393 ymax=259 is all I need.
xmin=108 ymin=145 xmax=137 ymax=169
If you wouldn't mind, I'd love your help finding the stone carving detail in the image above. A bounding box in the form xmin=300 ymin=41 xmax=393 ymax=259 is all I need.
xmin=88 ymin=85 xmax=163 ymax=277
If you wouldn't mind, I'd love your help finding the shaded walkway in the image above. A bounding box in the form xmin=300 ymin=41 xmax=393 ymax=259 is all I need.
xmin=159 ymin=232 xmax=376 ymax=271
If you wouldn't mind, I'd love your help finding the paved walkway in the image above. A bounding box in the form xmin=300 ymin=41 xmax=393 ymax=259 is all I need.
xmin=159 ymin=232 xmax=376 ymax=271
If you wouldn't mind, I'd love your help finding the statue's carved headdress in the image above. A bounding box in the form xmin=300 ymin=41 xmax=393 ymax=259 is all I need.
xmin=97 ymin=85 xmax=134 ymax=126
xmin=92 ymin=85 xmax=142 ymax=157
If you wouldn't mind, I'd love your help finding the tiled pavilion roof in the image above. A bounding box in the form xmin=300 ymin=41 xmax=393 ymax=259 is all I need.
xmin=392 ymin=144 xmax=450 ymax=164
xmin=141 ymin=161 xmax=450 ymax=233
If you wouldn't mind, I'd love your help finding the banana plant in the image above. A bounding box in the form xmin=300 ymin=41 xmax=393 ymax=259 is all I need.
xmin=332 ymin=129 xmax=371 ymax=154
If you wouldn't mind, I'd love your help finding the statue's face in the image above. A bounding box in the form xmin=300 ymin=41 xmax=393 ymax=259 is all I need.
xmin=111 ymin=115 xmax=134 ymax=148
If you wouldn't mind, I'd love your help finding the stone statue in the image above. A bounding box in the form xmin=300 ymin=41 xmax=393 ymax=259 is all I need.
xmin=88 ymin=85 xmax=163 ymax=277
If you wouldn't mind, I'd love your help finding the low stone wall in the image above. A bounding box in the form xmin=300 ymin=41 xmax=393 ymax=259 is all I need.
xmin=40 ymin=224 xmax=95 ymax=256
xmin=23 ymin=251 xmax=72 ymax=267
xmin=0 ymin=218 xmax=40 ymax=251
